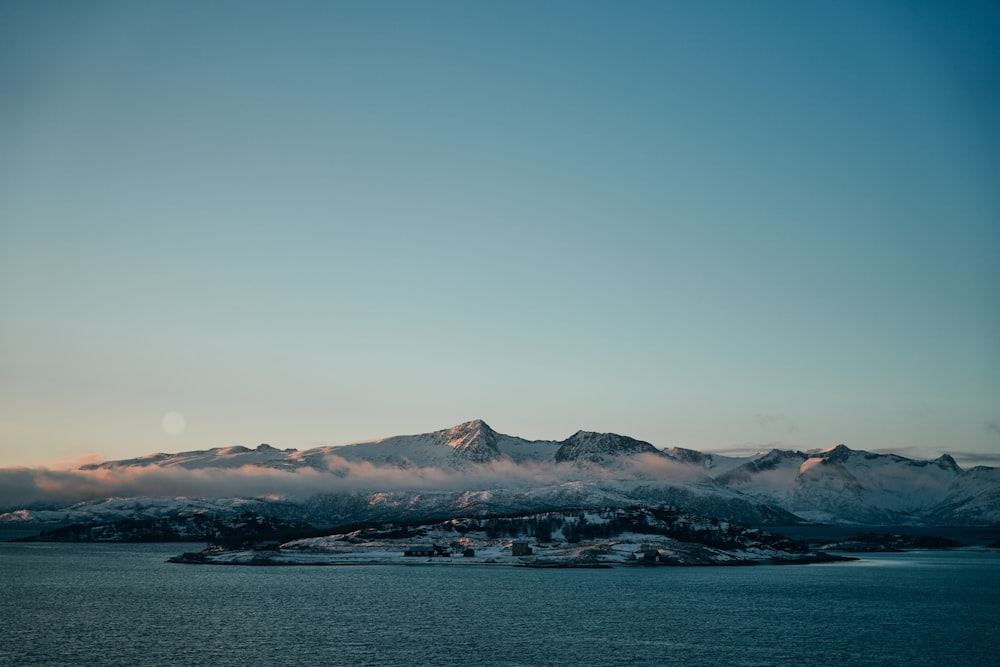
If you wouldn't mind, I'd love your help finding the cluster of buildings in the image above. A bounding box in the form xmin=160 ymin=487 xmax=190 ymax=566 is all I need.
xmin=402 ymin=540 xmax=535 ymax=558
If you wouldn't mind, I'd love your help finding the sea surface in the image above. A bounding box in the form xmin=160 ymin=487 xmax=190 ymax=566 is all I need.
xmin=1 ymin=543 xmax=998 ymax=666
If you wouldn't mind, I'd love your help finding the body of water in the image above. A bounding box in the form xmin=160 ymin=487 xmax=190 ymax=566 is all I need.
xmin=1 ymin=543 xmax=997 ymax=666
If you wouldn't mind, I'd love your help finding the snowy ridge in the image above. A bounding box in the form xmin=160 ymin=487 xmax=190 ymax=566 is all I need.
xmin=298 ymin=419 xmax=547 ymax=467
xmin=554 ymin=431 xmax=665 ymax=464
xmin=81 ymin=443 xmax=306 ymax=471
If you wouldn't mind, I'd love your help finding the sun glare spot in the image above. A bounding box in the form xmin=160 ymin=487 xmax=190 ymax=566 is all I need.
xmin=162 ymin=411 xmax=186 ymax=436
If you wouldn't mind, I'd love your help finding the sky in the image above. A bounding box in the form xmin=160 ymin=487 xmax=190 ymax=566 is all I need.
xmin=1 ymin=0 xmax=998 ymax=470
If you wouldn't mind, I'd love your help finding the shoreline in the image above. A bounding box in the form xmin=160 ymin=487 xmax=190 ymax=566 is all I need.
xmin=166 ymin=545 xmax=856 ymax=568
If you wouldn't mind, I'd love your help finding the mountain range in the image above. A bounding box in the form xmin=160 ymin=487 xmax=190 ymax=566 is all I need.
xmin=3 ymin=420 xmax=999 ymax=538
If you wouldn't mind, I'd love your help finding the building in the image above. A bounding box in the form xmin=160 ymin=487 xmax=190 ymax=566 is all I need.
xmin=404 ymin=546 xmax=435 ymax=557
xmin=511 ymin=540 xmax=532 ymax=556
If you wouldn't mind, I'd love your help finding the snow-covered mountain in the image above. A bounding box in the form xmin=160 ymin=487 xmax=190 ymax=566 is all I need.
xmin=4 ymin=420 xmax=999 ymax=534
xmin=78 ymin=419 xmax=558 ymax=471
xmin=714 ymin=444 xmax=987 ymax=524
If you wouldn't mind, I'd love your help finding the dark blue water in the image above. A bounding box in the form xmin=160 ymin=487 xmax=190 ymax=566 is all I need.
xmin=1 ymin=543 xmax=998 ymax=666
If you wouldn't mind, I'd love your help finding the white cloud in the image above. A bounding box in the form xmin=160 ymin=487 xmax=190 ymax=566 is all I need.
xmin=0 ymin=454 xmax=706 ymax=508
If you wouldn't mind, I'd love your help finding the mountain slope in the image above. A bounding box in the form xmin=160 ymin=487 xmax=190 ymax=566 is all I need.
xmin=4 ymin=421 xmax=999 ymax=530
xmin=554 ymin=431 xmax=666 ymax=464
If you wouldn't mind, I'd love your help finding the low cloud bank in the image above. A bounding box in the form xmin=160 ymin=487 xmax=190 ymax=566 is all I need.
xmin=0 ymin=454 xmax=702 ymax=509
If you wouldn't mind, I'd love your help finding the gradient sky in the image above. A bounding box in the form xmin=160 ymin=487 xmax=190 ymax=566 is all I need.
xmin=1 ymin=1 xmax=998 ymax=469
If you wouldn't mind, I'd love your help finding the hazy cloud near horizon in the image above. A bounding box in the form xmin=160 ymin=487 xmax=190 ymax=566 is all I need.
xmin=943 ymin=451 xmax=1000 ymax=467
xmin=3 ymin=443 xmax=995 ymax=510
xmin=0 ymin=453 xmax=702 ymax=508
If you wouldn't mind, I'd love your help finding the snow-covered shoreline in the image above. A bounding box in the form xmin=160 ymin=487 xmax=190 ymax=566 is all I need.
xmin=168 ymin=531 xmax=853 ymax=568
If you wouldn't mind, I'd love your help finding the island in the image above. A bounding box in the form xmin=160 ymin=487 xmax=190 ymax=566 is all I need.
xmin=168 ymin=506 xmax=854 ymax=567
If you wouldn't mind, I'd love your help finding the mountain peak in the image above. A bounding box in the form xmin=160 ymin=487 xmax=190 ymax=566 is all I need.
xmin=450 ymin=419 xmax=494 ymax=434
xmin=821 ymin=444 xmax=853 ymax=462
xmin=441 ymin=419 xmax=500 ymax=463
xmin=934 ymin=453 xmax=961 ymax=472
xmin=555 ymin=431 xmax=661 ymax=463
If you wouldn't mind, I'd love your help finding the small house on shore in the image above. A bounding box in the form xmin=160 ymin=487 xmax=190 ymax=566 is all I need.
xmin=511 ymin=540 xmax=532 ymax=556
xmin=404 ymin=545 xmax=435 ymax=557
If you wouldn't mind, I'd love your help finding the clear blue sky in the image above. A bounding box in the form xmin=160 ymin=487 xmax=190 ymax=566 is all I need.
xmin=1 ymin=1 xmax=998 ymax=468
